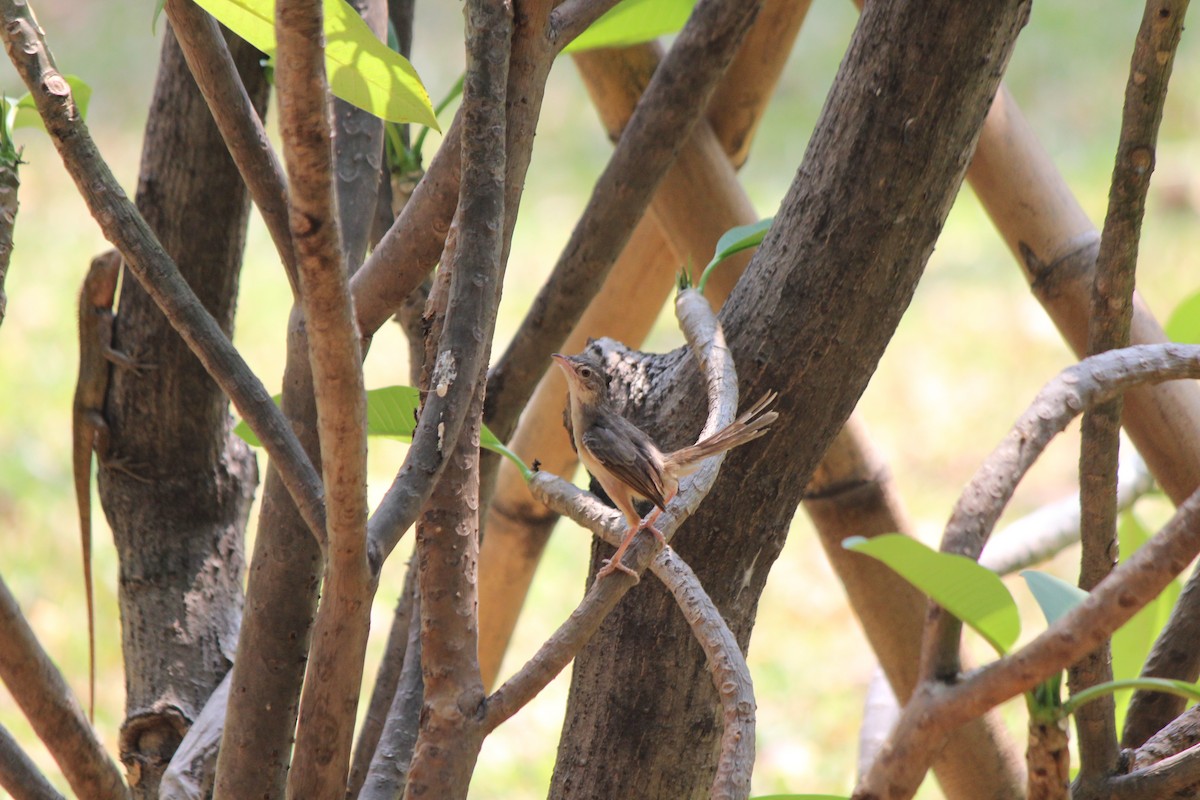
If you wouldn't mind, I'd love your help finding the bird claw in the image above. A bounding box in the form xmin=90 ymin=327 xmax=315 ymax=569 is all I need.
xmin=598 ymin=557 xmax=640 ymax=582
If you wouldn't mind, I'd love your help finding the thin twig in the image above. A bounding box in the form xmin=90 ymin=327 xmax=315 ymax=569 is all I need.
xmin=0 ymin=0 xmax=327 ymax=544
xmin=0 ymin=723 xmax=67 ymax=800
xmin=484 ymin=0 xmax=765 ymax=441
xmin=164 ymin=0 xmax=298 ymax=293
xmin=274 ymin=0 xmax=371 ymax=793
xmin=0 ymin=577 xmax=127 ymax=800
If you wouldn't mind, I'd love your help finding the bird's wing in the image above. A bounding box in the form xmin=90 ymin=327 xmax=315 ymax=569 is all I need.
xmin=582 ymin=415 xmax=669 ymax=510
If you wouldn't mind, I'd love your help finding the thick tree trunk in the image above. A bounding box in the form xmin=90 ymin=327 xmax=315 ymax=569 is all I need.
xmin=104 ymin=28 xmax=265 ymax=797
xmin=549 ymin=0 xmax=1031 ymax=796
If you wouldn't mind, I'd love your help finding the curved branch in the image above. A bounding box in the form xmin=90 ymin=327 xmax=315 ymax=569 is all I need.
xmin=857 ymin=345 xmax=1200 ymax=800
xmin=922 ymin=344 xmax=1200 ymax=682
xmin=0 ymin=0 xmax=326 ymax=543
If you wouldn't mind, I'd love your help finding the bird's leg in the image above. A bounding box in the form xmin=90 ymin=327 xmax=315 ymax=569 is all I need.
xmin=597 ymin=491 xmax=679 ymax=580
xmin=597 ymin=524 xmax=642 ymax=580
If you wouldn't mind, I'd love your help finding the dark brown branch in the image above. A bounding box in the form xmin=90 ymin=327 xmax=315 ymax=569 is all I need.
xmin=274 ymin=0 xmax=371 ymax=795
xmin=394 ymin=3 xmax=510 ymax=795
xmin=334 ymin=0 xmax=386 ymax=269
xmin=1124 ymin=563 xmax=1200 ymax=749
xmin=1074 ymin=2 xmax=1188 ymax=783
xmin=164 ymin=0 xmax=298 ymax=293
xmin=483 ymin=0 xmax=764 ymax=440
xmin=0 ymin=0 xmax=326 ymax=544
xmin=0 ymin=723 xmax=66 ymax=800
xmin=0 ymin=577 xmax=127 ymax=800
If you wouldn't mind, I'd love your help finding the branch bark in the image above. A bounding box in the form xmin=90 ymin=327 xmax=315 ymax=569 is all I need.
xmin=273 ymin=0 xmax=371 ymax=795
xmin=0 ymin=723 xmax=66 ymax=800
xmin=1073 ymin=2 xmax=1187 ymax=785
xmin=550 ymin=0 xmax=1032 ymax=794
xmin=0 ymin=577 xmax=127 ymax=800
xmin=107 ymin=25 xmax=263 ymax=795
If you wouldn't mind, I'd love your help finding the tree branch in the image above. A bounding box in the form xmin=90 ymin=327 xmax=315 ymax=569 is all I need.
xmin=164 ymin=0 xmax=298 ymax=293
xmin=0 ymin=577 xmax=127 ymax=800
xmin=546 ymin=0 xmax=622 ymax=45
xmin=348 ymin=559 xmax=418 ymax=798
xmin=0 ymin=723 xmax=66 ymax=800
xmin=858 ymin=345 xmax=1200 ymax=800
xmin=978 ymin=446 xmax=1153 ymax=576
xmin=357 ymin=583 xmax=423 ymax=800
xmin=273 ymin=0 xmax=371 ymax=794
xmin=0 ymin=0 xmax=327 ymax=544
xmin=484 ymin=0 xmax=765 ymax=440
xmin=1074 ymin=1 xmax=1187 ymax=783
xmin=922 ymin=343 xmax=1200 ymax=683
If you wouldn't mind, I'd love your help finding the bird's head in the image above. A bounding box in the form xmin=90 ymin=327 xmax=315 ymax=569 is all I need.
xmin=551 ymin=352 xmax=609 ymax=406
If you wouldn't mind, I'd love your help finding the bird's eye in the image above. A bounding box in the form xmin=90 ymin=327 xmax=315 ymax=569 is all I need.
xmin=579 ymin=367 xmax=592 ymax=378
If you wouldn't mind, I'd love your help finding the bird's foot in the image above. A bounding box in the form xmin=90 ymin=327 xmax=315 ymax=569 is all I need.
xmin=598 ymin=557 xmax=640 ymax=582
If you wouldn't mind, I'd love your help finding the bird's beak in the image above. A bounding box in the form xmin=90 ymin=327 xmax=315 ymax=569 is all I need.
xmin=551 ymin=353 xmax=571 ymax=373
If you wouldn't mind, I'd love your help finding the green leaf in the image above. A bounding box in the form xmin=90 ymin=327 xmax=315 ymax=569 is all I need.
xmin=191 ymin=0 xmax=437 ymax=127
xmin=1022 ymin=570 xmax=1088 ymax=625
xmin=1166 ymin=290 xmax=1200 ymax=344
xmin=563 ymin=0 xmax=696 ymax=53
xmin=845 ymin=534 xmax=1020 ymax=654
xmin=234 ymin=386 xmax=531 ymax=480
xmin=12 ymin=75 xmax=91 ymax=130
xmin=697 ymin=217 xmax=773 ymax=293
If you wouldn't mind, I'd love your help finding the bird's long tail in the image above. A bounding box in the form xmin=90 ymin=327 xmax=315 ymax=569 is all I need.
xmin=664 ymin=391 xmax=779 ymax=475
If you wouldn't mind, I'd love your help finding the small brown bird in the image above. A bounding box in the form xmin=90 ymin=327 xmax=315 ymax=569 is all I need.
xmin=552 ymin=351 xmax=779 ymax=579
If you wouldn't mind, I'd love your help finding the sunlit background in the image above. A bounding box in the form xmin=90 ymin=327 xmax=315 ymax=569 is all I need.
xmin=0 ymin=2 xmax=1198 ymax=797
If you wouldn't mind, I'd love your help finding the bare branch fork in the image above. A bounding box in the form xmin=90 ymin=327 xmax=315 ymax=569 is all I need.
xmin=486 ymin=288 xmax=758 ymax=800
xmin=854 ymin=343 xmax=1200 ymax=800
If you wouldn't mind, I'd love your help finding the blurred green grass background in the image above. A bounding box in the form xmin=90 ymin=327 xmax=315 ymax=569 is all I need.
xmin=0 ymin=2 xmax=1198 ymax=798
